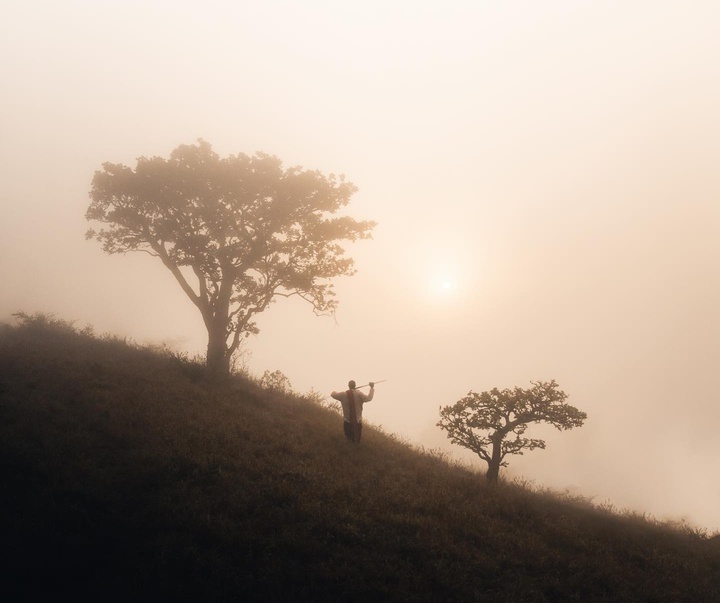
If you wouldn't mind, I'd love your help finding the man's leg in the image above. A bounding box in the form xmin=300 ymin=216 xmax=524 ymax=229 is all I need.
xmin=343 ymin=421 xmax=354 ymax=441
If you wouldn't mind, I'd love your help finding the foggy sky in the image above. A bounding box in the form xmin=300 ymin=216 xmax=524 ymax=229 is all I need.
xmin=2 ymin=1 xmax=719 ymax=531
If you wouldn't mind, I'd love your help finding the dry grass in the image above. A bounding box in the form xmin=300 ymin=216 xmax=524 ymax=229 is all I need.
xmin=1 ymin=313 xmax=719 ymax=602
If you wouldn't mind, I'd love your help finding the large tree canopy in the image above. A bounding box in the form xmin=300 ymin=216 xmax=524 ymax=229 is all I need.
xmin=437 ymin=380 xmax=587 ymax=483
xmin=86 ymin=140 xmax=375 ymax=375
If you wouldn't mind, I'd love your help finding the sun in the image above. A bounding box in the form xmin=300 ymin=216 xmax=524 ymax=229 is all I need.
xmin=409 ymin=245 xmax=470 ymax=302
xmin=436 ymin=279 xmax=453 ymax=293
xmin=427 ymin=272 xmax=458 ymax=298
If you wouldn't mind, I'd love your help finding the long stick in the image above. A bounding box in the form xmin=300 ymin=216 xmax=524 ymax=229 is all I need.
xmin=355 ymin=379 xmax=387 ymax=389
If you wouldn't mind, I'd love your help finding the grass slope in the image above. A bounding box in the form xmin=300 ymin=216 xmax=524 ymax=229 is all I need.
xmin=1 ymin=317 xmax=719 ymax=602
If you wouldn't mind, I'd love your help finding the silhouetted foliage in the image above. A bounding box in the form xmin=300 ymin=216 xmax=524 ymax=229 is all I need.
xmin=438 ymin=380 xmax=587 ymax=483
xmin=86 ymin=140 xmax=375 ymax=376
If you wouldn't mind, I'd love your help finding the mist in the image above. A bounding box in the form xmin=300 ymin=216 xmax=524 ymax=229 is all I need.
xmin=2 ymin=1 xmax=719 ymax=531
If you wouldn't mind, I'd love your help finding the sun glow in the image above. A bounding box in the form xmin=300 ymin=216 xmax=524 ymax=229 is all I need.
xmin=407 ymin=243 xmax=472 ymax=303
xmin=433 ymin=277 xmax=454 ymax=293
xmin=426 ymin=268 xmax=460 ymax=299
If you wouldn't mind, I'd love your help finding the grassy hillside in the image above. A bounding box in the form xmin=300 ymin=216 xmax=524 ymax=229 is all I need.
xmin=1 ymin=315 xmax=719 ymax=602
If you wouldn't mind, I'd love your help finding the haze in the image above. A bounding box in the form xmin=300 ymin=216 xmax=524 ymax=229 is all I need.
xmin=2 ymin=1 xmax=719 ymax=531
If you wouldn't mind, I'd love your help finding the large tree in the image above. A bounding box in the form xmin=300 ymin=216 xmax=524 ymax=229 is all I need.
xmin=86 ymin=140 xmax=375 ymax=376
xmin=437 ymin=380 xmax=586 ymax=483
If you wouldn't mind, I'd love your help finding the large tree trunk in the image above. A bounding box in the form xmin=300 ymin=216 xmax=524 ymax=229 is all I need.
xmin=205 ymin=286 xmax=233 ymax=378
xmin=486 ymin=439 xmax=502 ymax=484
xmin=206 ymin=322 xmax=230 ymax=378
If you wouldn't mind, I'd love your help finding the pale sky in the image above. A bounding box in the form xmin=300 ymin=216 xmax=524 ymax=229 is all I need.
xmin=2 ymin=0 xmax=720 ymax=531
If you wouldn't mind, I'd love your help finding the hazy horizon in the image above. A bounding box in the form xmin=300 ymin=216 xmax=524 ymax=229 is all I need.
xmin=2 ymin=1 xmax=719 ymax=531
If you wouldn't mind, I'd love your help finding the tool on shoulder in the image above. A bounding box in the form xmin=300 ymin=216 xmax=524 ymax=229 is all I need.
xmin=355 ymin=379 xmax=387 ymax=389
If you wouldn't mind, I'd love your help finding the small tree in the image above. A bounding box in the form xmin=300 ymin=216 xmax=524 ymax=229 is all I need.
xmin=437 ymin=380 xmax=586 ymax=483
xmin=86 ymin=140 xmax=375 ymax=377
xmin=260 ymin=369 xmax=293 ymax=394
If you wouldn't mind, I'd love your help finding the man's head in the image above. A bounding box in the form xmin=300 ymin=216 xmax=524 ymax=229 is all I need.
xmin=348 ymin=380 xmax=356 ymax=390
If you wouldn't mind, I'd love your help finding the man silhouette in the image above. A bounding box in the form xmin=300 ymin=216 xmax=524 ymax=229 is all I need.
xmin=331 ymin=380 xmax=375 ymax=443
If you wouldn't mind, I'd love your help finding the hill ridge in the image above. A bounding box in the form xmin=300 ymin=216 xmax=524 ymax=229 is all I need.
xmin=1 ymin=315 xmax=719 ymax=602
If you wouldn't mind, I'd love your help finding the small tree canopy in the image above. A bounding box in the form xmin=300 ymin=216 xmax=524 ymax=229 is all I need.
xmin=437 ymin=380 xmax=586 ymax=482
xmin=86 ymin=140 xmax=375 ymax=375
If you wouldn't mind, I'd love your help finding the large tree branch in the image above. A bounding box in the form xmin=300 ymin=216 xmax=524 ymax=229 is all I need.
xmin=148 ymin=238 xmax=204 ymax=312
xmin=191 ymin=264 xmax=208 ymax=302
